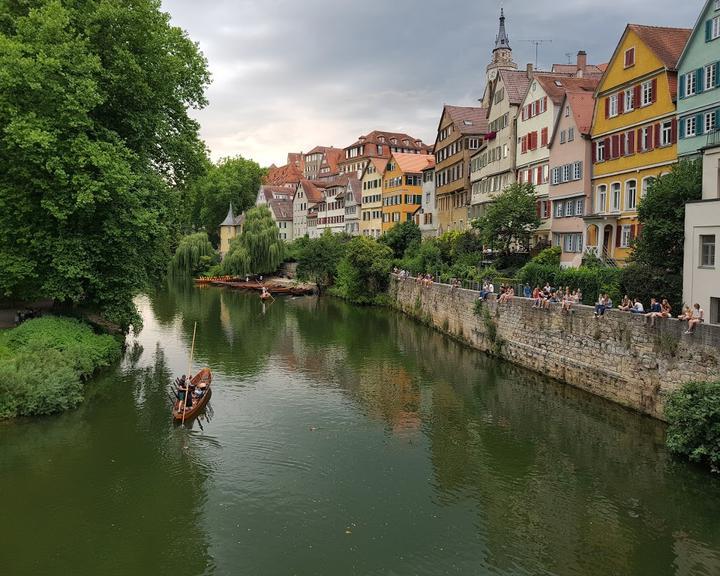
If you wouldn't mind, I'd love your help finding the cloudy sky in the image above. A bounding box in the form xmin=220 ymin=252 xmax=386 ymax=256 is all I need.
xmin=161 ymin=0 xmax=699 ymax=167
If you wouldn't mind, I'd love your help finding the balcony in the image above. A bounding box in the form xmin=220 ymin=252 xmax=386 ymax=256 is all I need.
xmin=707 ymin=128 xmax=720 ymax=150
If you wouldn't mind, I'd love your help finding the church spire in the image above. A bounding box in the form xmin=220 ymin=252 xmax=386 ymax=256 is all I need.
xmin=494 ymin=8 xmax=511 ymax=52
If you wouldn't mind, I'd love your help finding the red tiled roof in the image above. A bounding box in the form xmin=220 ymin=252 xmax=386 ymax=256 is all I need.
xmin=565 ymin=91 xmax=596 ymax=135
xmin=344 ymin=130 xmax=429 ymax=152
xmin=627 ymin=25 xmax=691 ymax=71
xmin=367 ymin=157 xmax=387 ymax=175
xmin=551 ymin=64 xmax=605 ymax=76
xmin=498 ymin=69 xmax=532 ymax=105
xmin=444 ymin=105 xmax=489 ymax=134
xmin=392 ymin=153 xmax=436 ymax=174
xmin=264 ymin=163 xmax=303 ymax=186
xmin=268 ymin=198 xmax=293 ymax=221
xmin=534 ymin=75 xmax=600 ymax=105
xmin=297 ymin=179 xmax=324 ymax=203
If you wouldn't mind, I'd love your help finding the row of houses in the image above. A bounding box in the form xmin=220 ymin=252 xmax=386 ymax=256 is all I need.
xmin=221 ymin=1 xmax=720 ymax=323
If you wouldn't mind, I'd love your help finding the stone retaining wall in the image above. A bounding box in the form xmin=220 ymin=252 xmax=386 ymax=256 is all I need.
xmin=390 ymin=276 xmax=720 ymax=420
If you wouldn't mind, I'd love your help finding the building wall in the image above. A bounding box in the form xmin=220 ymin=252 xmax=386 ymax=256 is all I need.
xmin=292 ymin=186 xmax=310 ymax=239
xmin=418 ymin=170 xmax=437 ymax=237
xmin=435 ymin=113 xmax=469 ymax=233
xmin=677 ymin=1 xmax=720 ymax=157
xmin=219 ymin=225 xmax=238 ymax=259
xmin=360 ymin=165 xmax=383 ymax=238
xmin=549 ymin=105 xmax=592 ymax=267
xmin=391 ymin=277 xmax=720 ymax=421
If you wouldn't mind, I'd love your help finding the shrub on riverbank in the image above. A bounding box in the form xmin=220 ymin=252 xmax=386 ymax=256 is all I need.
xmin=665 ymin=381 xmax=720 ymax=473
xmin=517 ymin=263 xmax=622 ymax=305
xmin=0 ymin=317 xmax=122 ymax=419
xmin=332 ymin=236 xmax=393 ymax=305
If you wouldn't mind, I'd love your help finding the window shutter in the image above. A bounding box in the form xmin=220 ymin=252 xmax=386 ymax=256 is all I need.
xmin=707 ymin=19 xmax=713 ymax=42
xmin=629 ymin=130 xmax=635 ymax=153
xmin=536 ymin=201 xmax=541 ymax=217
xmin=716 ymin=63 xmax=720 ymax=87
xmin=605 ymin=97 xmax=610 ymax=118
xmin=696 ymin=68 xmax=704 ymax=92
xmin=591 ymin=143 xmax=597 ymax=163
xmin=541 ymin=127 xmax=548 ymax=146
xmin=671 ymin=118 xmax=677 ymax=143
xmin=651 ymin=78 xmax=658 ymax=103
xmin=612 ymin=134 xmax=621 ymax=158
xmin=647 ymin=126 xmax=655 ymax=150
xmin=697 ymin=113 xmax=704 ymax=134
xmin=620 ymin=134 xmax=626 ymax=156
xmin=679 ymin=75 xmax=686 ymax=98
xmin=654 ymin=123 xmax=661 ymax=146
xmin=618 ymin=94 xmax=625 ymax=114
xmin=605 ymin=137 xmax=612 ymax=158
xmin=543 ymin=96 xmax=548 ymax=111
xmin=633 ymin=85 xmax=641 ymax=106
xmin=536 ymin=167 xmax=542 ymax=184
xmin=637 ymin=128 xmax=643 ymax=151
xmin=631 ymin=225 xmax=638 ymax=240
xmin=615 ymin=227 xmax=622 ymax=247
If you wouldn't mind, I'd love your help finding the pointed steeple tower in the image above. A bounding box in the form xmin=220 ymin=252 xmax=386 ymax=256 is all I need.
xmin=494 ymin=8 xmax=511 ymax=52
xmin=221 ymin=203 xmax=235 ymax=226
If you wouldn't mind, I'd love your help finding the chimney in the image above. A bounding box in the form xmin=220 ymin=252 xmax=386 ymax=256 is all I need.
xmin=526 ymin=62 xmax=534 ymax=79
xmin=577 ymin=51 xmax=587 ymax=77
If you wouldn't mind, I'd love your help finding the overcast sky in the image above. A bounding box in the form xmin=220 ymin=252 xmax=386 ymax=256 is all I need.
xmin=160 ymin=0 xmax=699 ymax=167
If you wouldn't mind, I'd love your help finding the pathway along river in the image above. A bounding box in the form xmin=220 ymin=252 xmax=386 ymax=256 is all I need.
xmin=2 ymin=283 xmax=720 ymax=575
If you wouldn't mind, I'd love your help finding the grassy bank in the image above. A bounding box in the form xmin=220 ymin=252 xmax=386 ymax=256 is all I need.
xmin=0 ymin=317 xmax=122 ymax=419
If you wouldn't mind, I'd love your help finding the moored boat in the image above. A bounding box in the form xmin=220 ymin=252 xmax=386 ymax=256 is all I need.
xmin=173 ymin=368 xmax=212 ymax=422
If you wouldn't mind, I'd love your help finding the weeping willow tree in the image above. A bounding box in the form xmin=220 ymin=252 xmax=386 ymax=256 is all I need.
xmin=169 ymin=232 xmax=219 ymax=278
xmin=222 ymin=205 xmax=285 ymax=276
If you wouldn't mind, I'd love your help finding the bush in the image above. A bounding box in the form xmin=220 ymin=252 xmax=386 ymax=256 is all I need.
xmin=0 ymin=317 xmax=122 ymax=419
xmin=296 ymin=230 xmax=349 ymax=290
xmin=621 ymin=262 xmax=683 ymax=313
xmin=332 ymin=236 xmax=393 ymax=304
xmin=169 ymin=232 xmax=219 ymax=279
xmin=517 ymin=262 xmax=622 ymax=305
xmin=532 ymin=246 xmax=561 ymax=267
xmin=665 ymin=381 xmax=720 ymax=473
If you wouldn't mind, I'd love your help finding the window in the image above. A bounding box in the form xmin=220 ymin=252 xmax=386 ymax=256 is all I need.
xmin=641 ymin=80 xmax=653 ymax=106
xmin=562 ymin=233 xmax=583 ymax=253
xmin=597 ymin=185 xmax=607 ymax=212
xmin=705 ymin=64 xmax=717 ymax=90
xmin=620 ymin=225 xmax=632 ymax=248
xmin=642 ymin=177 xmax=655 ymax=198
xmin=705 ymin=111 xmax=717 ymax=133
xmin=565 ymin=106 xmax=570 ymax=117
xmin=565 ymin=201 xmax=573 ymax=217
xmin=639 ymin=126 xmax=650 ymax=151
xmin=503 ymin=144 xmax=509 ymax=158
xmin=626 ymin=180 xmax=637 ymax=210
xmin=555 ymin=202 xmax=564 ymax=218
xmin=551 ymin=167 xmax=560 ymax=185
xmin=611 ymin=183 xmax=621 ymax=211
xmin=685 ymin=116 xmax=697 ymax=137
xmin=685 ymin=71 xmax=697 ymax=97
xmin=711 ymin=16 xmax=720 ymax=40
xmin=624 ymin=47 xmax=636 ymax=68
xmin=573 ymin=161 xmax=582 ymax=181
xmin=543 ymin=165 xmax=549 ymax=184
xmin=562 ymin=164 xmax=571 ymax=183
xmin=560 ymin=130 xmax=566 ymax=144
xmin=701 ymin=235 xmax=716 ymax=267
xmin=609 ymin=94 xmax=619 ymax=117
xmin=575 ymin=198 xmax=584 ymax=216
xmin=660 ymin=121 xmax=673 ymax=146
xmin=596 ymin=140 xmax=605 ymax=162
xmin=624 ymin=88 xmax=634 ymax=112
xmin=568 ymin=127 xmax=575 ymax=142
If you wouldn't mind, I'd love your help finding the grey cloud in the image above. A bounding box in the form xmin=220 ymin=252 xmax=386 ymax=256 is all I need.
xmin=161 ymin=0 xmax=699 ymax=167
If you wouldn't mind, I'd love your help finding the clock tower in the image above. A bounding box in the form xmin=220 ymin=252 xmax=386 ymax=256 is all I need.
xmin=483 ymin=9 xmax=517 ymax=106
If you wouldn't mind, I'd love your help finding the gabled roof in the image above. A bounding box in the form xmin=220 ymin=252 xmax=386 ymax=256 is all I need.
xmin=296 ymin=179 xmax=324 ymax=203
xmin=264 ymin=162 xmax=303 ymax=186
xmin=627 ymin=25 xmax=691 ymax=71
xmin=260 ymin=185 xmax=294 ymax=200
xmin=533 ymin=75 xmax=600 ymax=106
xmin=392 ymin=153 xmax=436 ymax=174
xmin=344 ymin=130 xmax=429 ymax=151
xmin=444 ymin=105 xmax=489 ymax=134
xmin=551 ymin=64 xmax=606 ymax=76
xmin=677 ymin=0 xmax=715 ymax=69
xmin=268 ymin=198 xmax=293 ymax=222
xmin=548 ymin=90 xmax=597 ymax=147
xmin=498 ymin=68 xmax=532 ymax=105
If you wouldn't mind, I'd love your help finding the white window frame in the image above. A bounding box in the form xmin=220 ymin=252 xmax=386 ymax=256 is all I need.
xmin=713 ymin=16 xmax=720 ymax=40
xmin=597 ymin=185 xmax=607 ymax=213
xmin=705 ymin=64 xmax=717 ymax=91
xmin=555 ymin=202 xmax=564 ymax=218
xmin=609 ymin=94 xmax=619 ymax=117
xmin=624 ymin=88 xmax=634 ymax=111
xmin=642 ymin=177 xmax=655 ymax=198
xmin=700 ymin=234 xmax=716 ymax=267
xmin=660 ymin=121 xmax=673 ymax=146
xmin=685 ymin=116 xmax=697 ymax=137
xmin=611 ymin=182 xmax=621 ymax=212
xmin=573 ymin=161 xmax=582 ymax=181
xmin=705 ymin=111 xmax=717 ymax=134
xmin=596 ymin=140 xmax=605 ymax=162
xmin=641 ymin=81 xmax=653 ymax=106
xmin=685 ymin=71 xmax=697 ymax=97
xmin=564 ymin=201 xmax=573 ymax=217
xmin=568 ymin=127 xmax=575 ymax=142
xmin=620 ymin=225 xmax=632 ymax=248
xmin=626 ymin=180 xmax=637 ymax=210
xmin=575 ymin=198 xmax=584 ymax=216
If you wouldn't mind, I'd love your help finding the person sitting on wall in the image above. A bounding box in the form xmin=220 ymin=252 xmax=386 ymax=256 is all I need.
xmin=684 ymin=303 xmax=704 ymax=335
xmin=523 ymin=284 xmax=531 ymax=299
xmin=630 ymin=299 xmax=645 ymax=314
xmin=618 ymin=295 xmax=632 ymax=312
xmin=647 ymin=298 xmax=671 ymax=327
xmin=594 ymin=294 xmax=610 ymax=318
xmin=678 ymin=305 xmax=692 ymax=321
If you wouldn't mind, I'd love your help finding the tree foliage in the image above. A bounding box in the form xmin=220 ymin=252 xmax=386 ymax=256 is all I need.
xmin=0 ymin=0 xmax=210 ymax=329
xmin=221 ymin=205 xmax=285 ymax=276
xmin=333 ymin=236 xmax=393 ymax=304
xmin=380 ymin=221 xmax=421 ymax=259
xmin=472 ymin=183 xmax=540 ymax=253
xmin=169 ymin=232 xmax=218 ymax=278
xmin=665 ymin=380 xmax=720 ymax=473
xmin=186 ymin=156 xmax=266 ymax=243
xmin=296 ymin=231 xmax=349 ymax=291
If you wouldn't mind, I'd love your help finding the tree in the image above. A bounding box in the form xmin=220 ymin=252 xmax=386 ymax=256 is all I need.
xmin=221 ymin=205 xmax=285 ymax=276
xmin=472 ymin=183 xmax=540 ymax=254
xmin=169 ymin=232 xmax=219 ymax=278
xmin=296 ymin=230 xmax=348 ymax=291
xmin=0 ymin=0 xmax=210 ymax=329
xmin=334 ymin=236 xmax=393 ymax=304
xmin=380 ymin=221 xmax=421 ymax=259
xmin=186 ymin=156 xmax=266 ymax=243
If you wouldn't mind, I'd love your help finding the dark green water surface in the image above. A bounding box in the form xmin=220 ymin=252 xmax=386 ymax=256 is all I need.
xmin=2 ymin=284 xmax=720 ymax=576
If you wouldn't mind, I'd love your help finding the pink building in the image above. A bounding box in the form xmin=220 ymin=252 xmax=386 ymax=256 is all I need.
xmin=548 ymin=90 xmax=597 ymax=267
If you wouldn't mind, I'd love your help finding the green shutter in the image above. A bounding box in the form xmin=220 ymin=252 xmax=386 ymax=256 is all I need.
xmin=707 ymin=20 xmax=713 ymax=42
xmin=679 ymin=74 xmax=686 ymax=98
xmin=680 ymin=117 xmax=686 ymax=139
xmin=697 ymin=68 xmax=704 ymax=92
xmin=716 ymin=62 xmax=720 ymax=88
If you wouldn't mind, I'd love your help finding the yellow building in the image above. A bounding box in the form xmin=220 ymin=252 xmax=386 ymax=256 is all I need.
xmin=586 ymin=25 xmax=691 ymax=265
xmin=359 ymin=158 xmax=386 ymax=238
xmin=382 ymin=153 xmax=435 ymax=232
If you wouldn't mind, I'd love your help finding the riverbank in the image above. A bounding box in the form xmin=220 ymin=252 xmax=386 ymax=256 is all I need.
xmin=389 ymin=275 xmax=720 ymax=421
xmin=0 ymin=316 xmax=122 ymax=419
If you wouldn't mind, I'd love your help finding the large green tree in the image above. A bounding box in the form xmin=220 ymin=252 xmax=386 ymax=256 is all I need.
xmin=380 ymin=220 xmax=421 ymax=259
xmin=0 ymin=0 xmax=210 ymax=329
xmin=296 ymin=230 xmax=349 ymax=292
xmin=222 ymin=205 xmax=285 ymax=276
xmin=472 ymin=183 xmax=540 ymax=253
xmin=334 ymin=236 xmax=393 ymax=304
xmin=186 ymin=156 xmax=266 ymax=243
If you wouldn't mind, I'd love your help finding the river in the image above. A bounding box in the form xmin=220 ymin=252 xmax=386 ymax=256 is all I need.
xmin=2 ymin=283 xmax=720 ymax=576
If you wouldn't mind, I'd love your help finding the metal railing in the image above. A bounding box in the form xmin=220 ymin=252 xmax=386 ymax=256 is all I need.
xmin=707 ymin=128 xmax=720 ymax=149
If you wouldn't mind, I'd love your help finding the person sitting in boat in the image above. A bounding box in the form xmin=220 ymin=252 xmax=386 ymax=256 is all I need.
xmin=261 ymin=287 xmax=270 ymax=298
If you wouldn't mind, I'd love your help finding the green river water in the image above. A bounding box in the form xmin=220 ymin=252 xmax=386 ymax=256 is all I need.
xmin=2 ymin=283 xmax=720 ymax=576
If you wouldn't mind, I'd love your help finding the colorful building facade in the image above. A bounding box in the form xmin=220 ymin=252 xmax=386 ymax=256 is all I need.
xmin=360 ymin=158 xmax=386 ymax=238
xmin=586 ymin=24 xmax=690 ymax=265
xmin=381 ymin=153 xmax=434 ymax=232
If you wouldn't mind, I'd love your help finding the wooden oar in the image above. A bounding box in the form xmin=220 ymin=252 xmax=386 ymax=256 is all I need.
xmin=181 ymin=322 xmax=197 ymax=427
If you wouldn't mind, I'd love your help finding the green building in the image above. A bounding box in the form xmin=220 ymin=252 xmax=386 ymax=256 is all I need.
xmin=677 ymin=0 xmax=720 ymax=158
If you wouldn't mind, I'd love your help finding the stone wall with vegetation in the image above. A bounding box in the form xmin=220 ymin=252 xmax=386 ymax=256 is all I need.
xmin=390 ymin=277 xmax=720 ymax=421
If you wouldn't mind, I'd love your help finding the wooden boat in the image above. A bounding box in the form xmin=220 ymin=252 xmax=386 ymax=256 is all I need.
xmin=260 ymin=291 xmax=272 ymax=301
xmin=173 ymin=368 xmax=213 ymax=422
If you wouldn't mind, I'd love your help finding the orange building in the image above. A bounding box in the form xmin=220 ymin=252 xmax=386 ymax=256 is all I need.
xmin=381 ymin=153 xmax=435 ymax=232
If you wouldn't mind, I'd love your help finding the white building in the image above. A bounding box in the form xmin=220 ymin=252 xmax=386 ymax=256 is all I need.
xmin=344 ymin=176 xmax=362 ymax=235
xmin=292 ymin=180 xmax=323 ymax=240
xmin=416 ymin=163 xmax=437 ymax=237
xmin=683 ymin=137 xmax=720 ymax=324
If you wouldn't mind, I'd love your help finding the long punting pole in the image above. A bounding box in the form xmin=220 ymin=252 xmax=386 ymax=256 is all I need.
xmin=182 ymin=322 xmax=198 ymax=426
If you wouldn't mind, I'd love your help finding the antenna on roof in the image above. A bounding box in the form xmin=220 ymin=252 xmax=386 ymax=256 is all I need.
xmin=519 ymin=39 xmax=552 ymax=70
xmin=565 ymin=52 xmax=574 ymax=64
